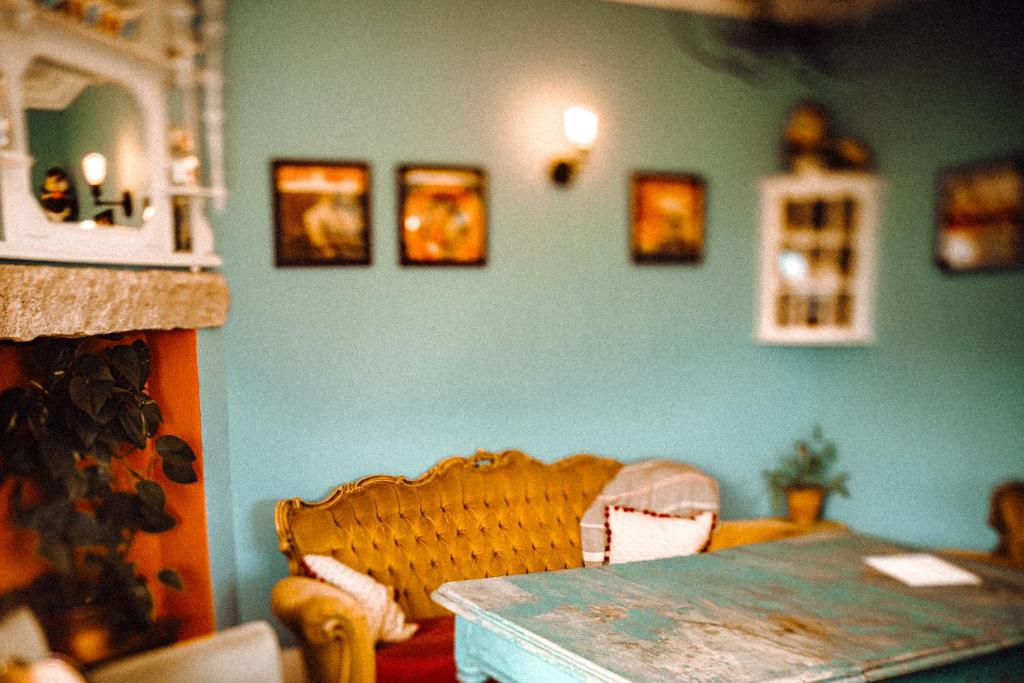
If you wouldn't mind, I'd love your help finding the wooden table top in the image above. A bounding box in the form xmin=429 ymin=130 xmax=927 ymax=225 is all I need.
xmin=433 ymin=531 xmax=1024 ymax=682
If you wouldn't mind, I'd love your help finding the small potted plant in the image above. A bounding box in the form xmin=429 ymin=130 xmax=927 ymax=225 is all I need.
xmin=0 ymin=337 xmax=198 ymax=661
xmin=763 ymin=426 xmax=849 ymax=524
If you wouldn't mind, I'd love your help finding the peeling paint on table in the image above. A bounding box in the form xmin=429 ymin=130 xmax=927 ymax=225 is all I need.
xmin=432 ymin=532 xmax=1024 ymax=682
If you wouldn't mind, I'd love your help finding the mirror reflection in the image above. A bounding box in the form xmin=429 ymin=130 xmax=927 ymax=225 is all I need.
xmin=24 ymin=58 xmax=146 ymax=227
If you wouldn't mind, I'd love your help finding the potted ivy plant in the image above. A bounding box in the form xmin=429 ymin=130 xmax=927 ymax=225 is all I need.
xmin=0 ymin=336 xmax=198 ymax=659
xmin=763 ymin=425 xmax=849 ymax=524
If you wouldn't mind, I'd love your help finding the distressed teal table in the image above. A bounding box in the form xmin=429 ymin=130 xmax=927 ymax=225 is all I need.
xmin=432 ymin=531 xmax=1024 ymax=682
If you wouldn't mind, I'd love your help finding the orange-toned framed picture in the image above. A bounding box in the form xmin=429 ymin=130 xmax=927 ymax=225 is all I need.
xmin=935 ymin=156 xmax=1024 ymax=273
xmin=630 ymin=171 xmax=706 ymax=263
xmin=398 ymin=165 xmax=487 ymax=266
xmin=272 ymin=159 xmax=371 ymax=266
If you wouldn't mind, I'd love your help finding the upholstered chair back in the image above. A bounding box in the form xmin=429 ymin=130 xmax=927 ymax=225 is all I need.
xmin=275 ymin=450 xmax=623 ymax=620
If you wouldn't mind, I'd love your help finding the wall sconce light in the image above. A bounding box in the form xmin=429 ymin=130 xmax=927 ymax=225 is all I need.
xmin=81 ymin=152 xmax=134 ymax=218
xmin=549 ymin=106 xmax=598 ymax=187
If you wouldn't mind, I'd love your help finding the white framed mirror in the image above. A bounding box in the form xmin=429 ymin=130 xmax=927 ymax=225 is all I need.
xmin=0 ymin=3 xmax=222 ymax=269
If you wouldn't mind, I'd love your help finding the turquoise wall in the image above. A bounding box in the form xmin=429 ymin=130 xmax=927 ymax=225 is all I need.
xmin=213 ymin=0 xmax=1024 ymax=628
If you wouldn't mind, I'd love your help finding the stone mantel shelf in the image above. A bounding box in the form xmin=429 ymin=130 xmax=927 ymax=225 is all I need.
xmin=0 ymin=264 xmax=229 ymax=342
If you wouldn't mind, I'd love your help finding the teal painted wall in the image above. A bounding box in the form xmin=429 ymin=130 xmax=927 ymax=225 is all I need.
xmin=197 ymin=327 xmax=239 ymax=628
xmin=214 ymin=0 xmax=1024 ymax=627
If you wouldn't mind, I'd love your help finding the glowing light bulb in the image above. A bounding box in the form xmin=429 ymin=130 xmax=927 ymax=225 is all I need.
xmin=564 ymin=106 xmax=598 ymax=151
xmin=142 ymin=204 xmax=157 ymax=221
xmin=81 ymin=153 xmax=107 ymax=186
xmin=79 ymin=219 xmax=96 ymax=231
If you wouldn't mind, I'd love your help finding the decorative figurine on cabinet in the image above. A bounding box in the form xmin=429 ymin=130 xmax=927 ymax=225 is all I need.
xmin=758 ymin=101 xmax=882 ymax=346
xmin=782 ymin=101 xmax=873 ymax=174
xmin=39 ymin=167 xmax=79 ymax=222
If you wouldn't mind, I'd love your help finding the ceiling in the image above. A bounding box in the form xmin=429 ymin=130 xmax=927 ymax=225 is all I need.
xmin=601 ymin=0 xmax=910 ymax=24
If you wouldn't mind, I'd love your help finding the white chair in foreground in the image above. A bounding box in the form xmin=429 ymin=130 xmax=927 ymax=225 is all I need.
xmin=0 ymin=606 xmax=304 ymax=683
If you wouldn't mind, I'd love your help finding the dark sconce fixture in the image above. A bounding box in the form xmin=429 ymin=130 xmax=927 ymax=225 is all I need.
xmin=549 ymin=106 xmax=598 ymax=187
xmin=81 ymin=152 xmax=133 ymax=218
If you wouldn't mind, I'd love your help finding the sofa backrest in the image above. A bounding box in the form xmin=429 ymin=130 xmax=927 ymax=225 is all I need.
xmin=275 ymin=449 xmax=623 ymax=619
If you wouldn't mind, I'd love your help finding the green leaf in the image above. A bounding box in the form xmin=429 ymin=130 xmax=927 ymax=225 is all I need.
xmin=92 ymin=435 xmax=117 ymax=462
xmin=140 ymin=511 xmax=176 ymax=533
xmin=69 ymin=377 xmax=112 ymax=419
xmin=69 ymin=411 xmax=99 ymax=449
xmin=157 ymin=569 xmax=184 ymax=591
xmin=98 ymin=492 xmax=142 ymax=534
xmin=132 ymin=340 xmax=151 ymax=387
xmin=68 ymin=511 xmax=107 ymax=545
xmin=162 ymin=460 xmax=197 ymax=485
xmin=68 ymin=376 xmax=93 ymax=415
xmin=39 ymin=435 xmax=76 ymax=481
xmin=136 ymin=480 xmax=176 ymax=532
xmin=141 ymin=401 xmax=162 ymax=438
xmin=118 ymin=409 xmax=147 ymax=450
xmin=135 ymin=479 xmax=166 ymax=510
xmin=107 ymin=345 xmax=142 ymax=389
xmin=31 ymin=339 xmax=76 ymax=379
xmin=75 ymin=354 xmax=114 ymax=383
xmin=156 ymin=435 xmax=197 ymax=484
xmin=94 ymin=398 xmax=121 ymax=426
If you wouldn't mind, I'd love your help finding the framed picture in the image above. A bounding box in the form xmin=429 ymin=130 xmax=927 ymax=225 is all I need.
xmin=272 ymin=159 xmax=371 ymax=266
xmin=398 ymin=165 xmax=487 ymax=266
xmin=935 ymin=156 xmax=1024 ymax=273
xmin=630 ymin=172 xmax=706 ymax=263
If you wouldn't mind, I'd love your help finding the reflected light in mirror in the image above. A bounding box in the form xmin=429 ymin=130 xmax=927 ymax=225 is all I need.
xmin=81 ymin=152 xmax=107 ymax=186
xmin=564 ymin=106 xmax=598 ymax=150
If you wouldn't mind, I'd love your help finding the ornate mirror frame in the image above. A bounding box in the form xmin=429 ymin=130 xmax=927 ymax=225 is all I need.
xmin=0 ymin=2 xmax=224 ymax=269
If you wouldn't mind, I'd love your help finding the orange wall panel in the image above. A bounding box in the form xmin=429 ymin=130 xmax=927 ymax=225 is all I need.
xmin=0 ymin=331 xmax=214 ymax=639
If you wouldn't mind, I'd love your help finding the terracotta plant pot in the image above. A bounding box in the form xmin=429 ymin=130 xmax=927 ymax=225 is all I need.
xmin=785 ymin=486 xmax=826 ymax=525
xmin=47 ymin=604 xmax=179 ymax=666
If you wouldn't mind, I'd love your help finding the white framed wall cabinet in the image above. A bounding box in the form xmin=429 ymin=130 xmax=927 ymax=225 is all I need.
xmin=756 ymin=171 xmax=882 ymax=345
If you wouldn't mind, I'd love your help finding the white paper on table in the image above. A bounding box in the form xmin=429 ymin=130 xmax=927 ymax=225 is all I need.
xmin=863 ymin=553 xmax=981 ymax=587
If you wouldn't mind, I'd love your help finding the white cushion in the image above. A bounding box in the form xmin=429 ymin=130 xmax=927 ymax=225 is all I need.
xmin=605 ymin=507 xmax=715 ymax=565
xmin=302 ymin=555 xmax=417 ymax=643
xmin=581 ymin=460 xmax=720 ymax=566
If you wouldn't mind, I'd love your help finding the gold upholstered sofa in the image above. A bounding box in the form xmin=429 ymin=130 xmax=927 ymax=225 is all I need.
xmin=271 ymin=449 xmax=835 ymax=683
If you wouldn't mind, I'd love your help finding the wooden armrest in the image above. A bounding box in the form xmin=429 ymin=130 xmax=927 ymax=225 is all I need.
xmin=708 ymin=517 xmax=847 ymax=552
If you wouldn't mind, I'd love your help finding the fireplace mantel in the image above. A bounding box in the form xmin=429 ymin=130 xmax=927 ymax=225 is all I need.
xmin=0 ymin=264 xmax=229 ymax=341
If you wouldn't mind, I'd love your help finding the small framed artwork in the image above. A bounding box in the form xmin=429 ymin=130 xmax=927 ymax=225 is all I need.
xmin=630 ymin=172 xmax=706 ymax=263
xmin=398 ymin=164 xmax=487 ymax=266
xmin=272 ymin=159 xmax=371 ymax=266
xmin=935 ymin=156 xmax=1024 ymax=273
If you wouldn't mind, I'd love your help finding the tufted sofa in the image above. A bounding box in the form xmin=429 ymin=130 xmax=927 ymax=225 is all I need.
xmin=271 ymin=449 xmax=837 ymax=683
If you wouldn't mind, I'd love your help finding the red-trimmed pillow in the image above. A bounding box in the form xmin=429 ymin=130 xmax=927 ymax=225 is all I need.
xmin=581 ymin=460 xmax=720 ymax=567
xmin=604 ymin=506 xmax=715 ymax=565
